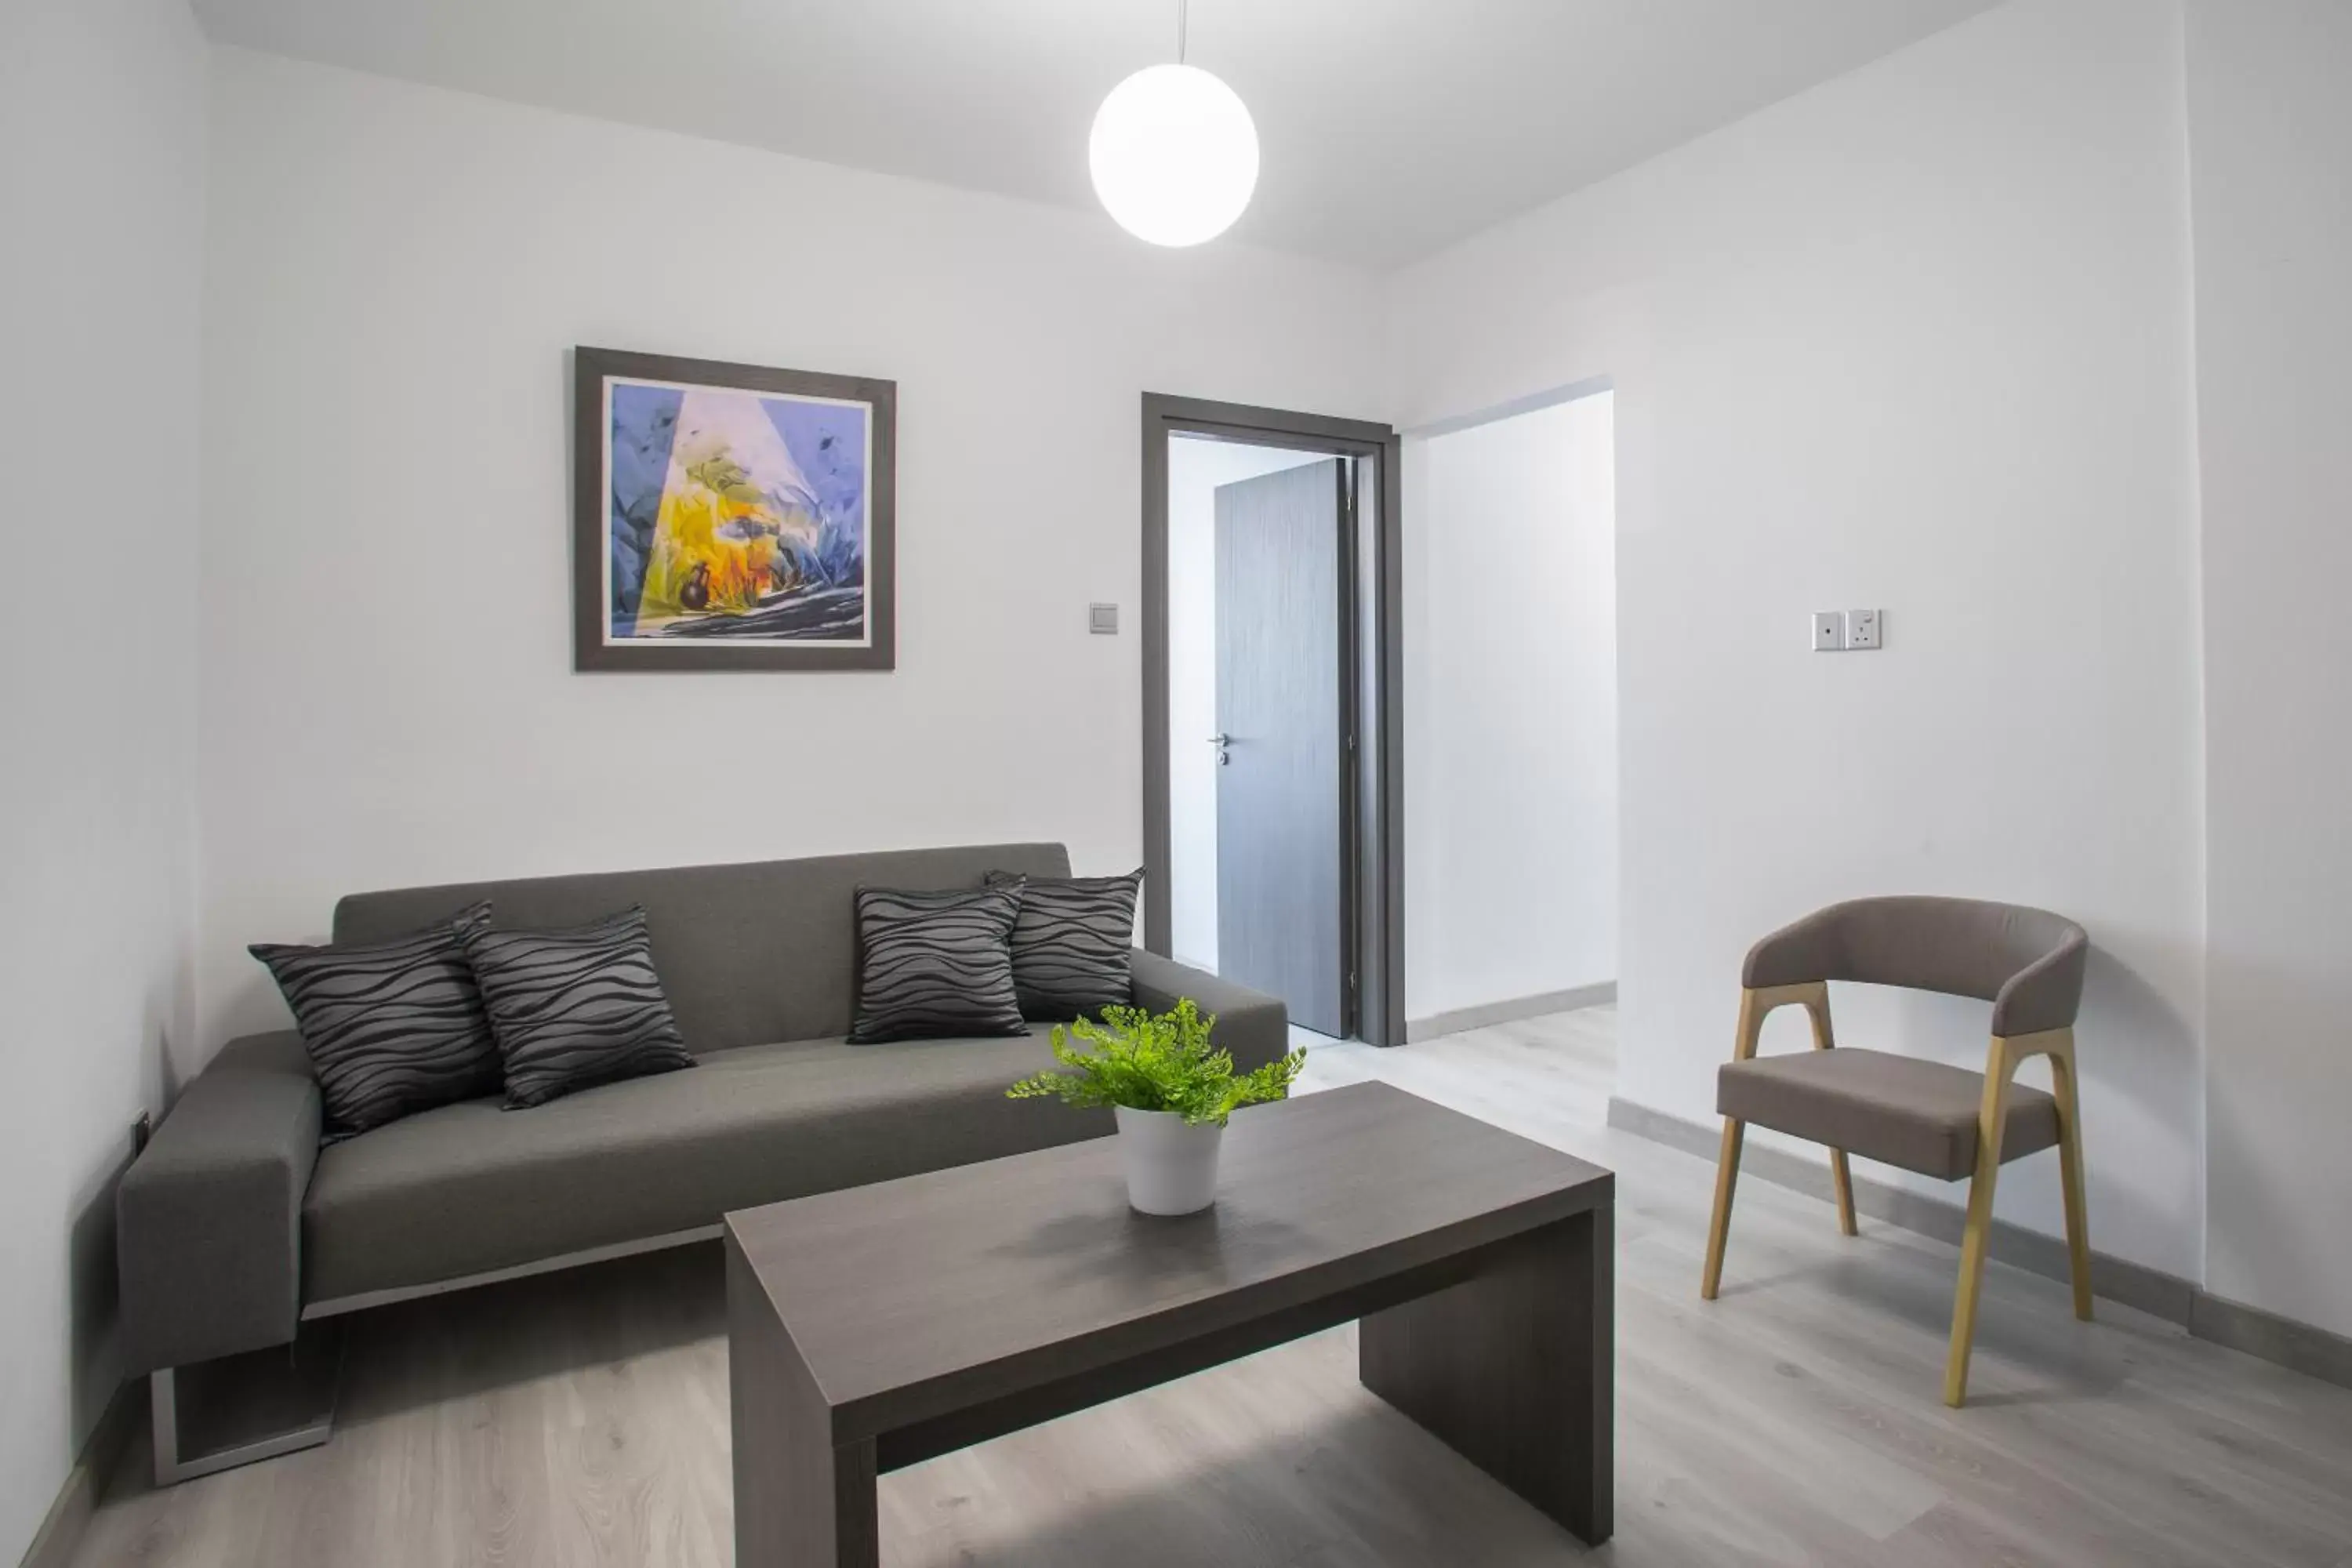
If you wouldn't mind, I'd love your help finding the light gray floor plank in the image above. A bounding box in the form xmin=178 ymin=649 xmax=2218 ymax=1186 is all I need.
xmin=75 ymin=1007 xmax=2352 ymax=1566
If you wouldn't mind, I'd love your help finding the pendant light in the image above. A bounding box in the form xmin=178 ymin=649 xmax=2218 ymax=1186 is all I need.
xmin=1089 ymin=0 xmax=1260 ymax=246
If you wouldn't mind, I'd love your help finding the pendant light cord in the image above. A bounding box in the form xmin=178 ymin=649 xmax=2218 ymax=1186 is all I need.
xmin=1177 ymin=0 xmax=1189 ymax=63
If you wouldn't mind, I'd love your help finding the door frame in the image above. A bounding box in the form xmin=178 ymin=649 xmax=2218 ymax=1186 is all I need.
xmin=1141 ymin=393 xmax=1406 ymax=1047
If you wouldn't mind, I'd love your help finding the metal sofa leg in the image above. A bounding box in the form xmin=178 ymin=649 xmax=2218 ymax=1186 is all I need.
xmin=152 ymin=1323 xmax=343 ymax=1486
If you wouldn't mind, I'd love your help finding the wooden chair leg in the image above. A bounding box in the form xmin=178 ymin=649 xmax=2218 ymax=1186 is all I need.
xmin=2049 ymin=1038 xmax=2093 ymax=1321
xmin=1700 ymin=1118 xmax=1744 ymax=1301
xmin=1828 ymin=1149 xmax=1859 ymax=1236
xmin=1708 ymin=982 xmax=1840 ymax=1293
xmin=1946 ymin=1163 xmax=2001 ymax=1406
xmin=1797 ymin=989 xmax=1857 ymax=1238
xmin=1945 ymin=1040 xmax=2020 ymax=1408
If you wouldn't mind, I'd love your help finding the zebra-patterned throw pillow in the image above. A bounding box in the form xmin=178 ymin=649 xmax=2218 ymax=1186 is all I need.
xmin=461 ymin=906 xmax=695 ymax=1109
xmin=251 ymin=902 xmax=499 ymax=1140
xmin=985 ymin=869 xmax=1142 ymax=1022
xmin=847 ymin=884 xmax=1029 ymax=1044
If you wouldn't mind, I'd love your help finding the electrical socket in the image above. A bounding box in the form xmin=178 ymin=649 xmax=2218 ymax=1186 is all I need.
xmin=1812 ymin=611 xmax=1847 ymax=652
xmin=1846 ymin=608 xmax=1882 ymax=650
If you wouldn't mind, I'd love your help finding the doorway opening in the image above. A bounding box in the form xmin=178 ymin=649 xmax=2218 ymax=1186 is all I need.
xmin=1403 ymin=384 xmax=1617 ymax=1040
xmin=1142 ymin=395 xmax=1404 ymax=1048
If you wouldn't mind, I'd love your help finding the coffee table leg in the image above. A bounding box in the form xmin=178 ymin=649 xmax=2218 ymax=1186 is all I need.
xmin=1359 ymin=1203 xmax=1614 ymax=1544
xmin=730 ymin=1240 xmax=881 ymax=1568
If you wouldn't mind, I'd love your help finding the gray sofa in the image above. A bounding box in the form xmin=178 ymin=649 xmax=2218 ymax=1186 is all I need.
xmin=117 ymin=842 xmax=1284 ymax=1480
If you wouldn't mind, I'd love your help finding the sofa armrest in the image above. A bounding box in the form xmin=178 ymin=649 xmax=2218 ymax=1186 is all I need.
xmin=1129 ymin=949 xmax=1290 ymax=1073
xmin=118 ymin=1031 xmax=321 ymax=1374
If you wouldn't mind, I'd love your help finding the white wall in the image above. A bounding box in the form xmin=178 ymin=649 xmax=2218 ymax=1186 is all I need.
xmin=2186 ymin=0 xmax=2352 ymax=1338
xmin=0 ymin=0 xmax=207 ymax=1555
xmin=195 ymin=50 xmax=1386 ymax=1049
xmin=1385 ymin=0 xmax=2208 ymax=1278
xmin=1164 ymin=437 xmax=1332 ymax=972
xmin=1405 ymin=394 xmax=1619 ymax=1023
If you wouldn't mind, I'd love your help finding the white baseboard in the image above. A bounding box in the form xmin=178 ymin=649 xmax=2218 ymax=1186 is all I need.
xmin=1406 ymin=982 xmax=1615 ymax=1043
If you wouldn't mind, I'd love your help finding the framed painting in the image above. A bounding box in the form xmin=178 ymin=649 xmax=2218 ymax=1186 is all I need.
xmin=573 ymin=347 xmax=895 ymax=671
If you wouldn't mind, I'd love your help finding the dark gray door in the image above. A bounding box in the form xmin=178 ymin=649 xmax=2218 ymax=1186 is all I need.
xmin=1215 ymin=459 xmax=1348 ymax=1037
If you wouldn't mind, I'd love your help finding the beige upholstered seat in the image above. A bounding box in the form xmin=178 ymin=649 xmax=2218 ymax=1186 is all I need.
xmin=1718 ymin=1047 xmax=2060 ymax=1181
xmin=1698 ymin=896 xmax=2092 ymax=1407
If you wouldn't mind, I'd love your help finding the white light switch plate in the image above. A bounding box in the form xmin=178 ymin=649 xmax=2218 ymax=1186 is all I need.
xmin=1813 ymin=611 xmax=1846 ymax=652
xmin=1846 ymin=608 xmax=1882 ymax=650
xmin=1089 ymin=603 xmax=1120 ymax=635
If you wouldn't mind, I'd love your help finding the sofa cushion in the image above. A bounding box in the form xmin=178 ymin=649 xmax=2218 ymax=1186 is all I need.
xmin=299 ymin=1027 xmax=1106 ymax=1304
xmin=985 ymin=868 xmax=1144 ymax=1021
xmin=463 ymin=906 xmax=695 ymax=1108
xmin=847 ymin=884 xmax=1028 ymax=1044
xmin=249 ymin=902 xmax=498 ymax=1139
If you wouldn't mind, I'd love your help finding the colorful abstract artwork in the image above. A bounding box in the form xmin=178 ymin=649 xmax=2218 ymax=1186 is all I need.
xmin=574 ymin=349 xmax=895 ymax=671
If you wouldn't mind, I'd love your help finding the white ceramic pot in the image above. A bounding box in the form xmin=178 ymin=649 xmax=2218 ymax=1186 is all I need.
xmin=1114 ymin=1105 xmax=1225 ymax=1215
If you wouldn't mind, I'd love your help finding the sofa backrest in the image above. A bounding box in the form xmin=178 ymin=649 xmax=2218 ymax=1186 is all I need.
xmin=331 ymin=842 xmax=1073 ymax=1053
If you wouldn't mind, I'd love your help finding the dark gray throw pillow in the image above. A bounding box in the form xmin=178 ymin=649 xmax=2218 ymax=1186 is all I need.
xmin=250 ymin=902 xmax=498 ymax=1140
xmin=985 ymin=868 xmax=1142 ymax=1022
xmin=461 ymin=906 xmax=694 ymax=1109
xmin=847 ymin=884 xmax=1028 ymax=1044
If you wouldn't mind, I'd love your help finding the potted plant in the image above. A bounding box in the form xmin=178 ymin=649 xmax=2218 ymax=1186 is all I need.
xmin=1007 ymin=999 xmax=1306 ymax=1215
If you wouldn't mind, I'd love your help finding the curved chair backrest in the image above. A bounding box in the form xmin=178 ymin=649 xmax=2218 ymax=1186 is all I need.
xmin=1743 ymin=896 xmax=2089 ymax=1038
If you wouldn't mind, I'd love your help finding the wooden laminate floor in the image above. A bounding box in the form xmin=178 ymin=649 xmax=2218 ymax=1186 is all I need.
xmin=76 ymin=1009 xmax=2352 ymax=1566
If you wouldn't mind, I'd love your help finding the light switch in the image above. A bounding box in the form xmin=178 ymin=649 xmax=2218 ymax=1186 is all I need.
xmin=1089 ymin=603 xmax=1120 ymax=635
xmin=1846 ymin=608 xmax=1882 ymax=650
xmin=1812 ymin=611 xmax=1846 ymax=652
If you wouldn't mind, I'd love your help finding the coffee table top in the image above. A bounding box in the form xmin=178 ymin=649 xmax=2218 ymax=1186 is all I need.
xmin=725 ymin=1080 xmax=1611 ymax=1440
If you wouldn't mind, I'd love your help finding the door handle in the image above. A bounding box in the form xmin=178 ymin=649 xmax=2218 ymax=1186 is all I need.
xmin=1207 ymin=733 xmax=1232 ymax=766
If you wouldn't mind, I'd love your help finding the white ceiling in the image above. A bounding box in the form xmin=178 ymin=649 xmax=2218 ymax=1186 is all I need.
xmin=191 ymin=0 xmax=1997 ymax=268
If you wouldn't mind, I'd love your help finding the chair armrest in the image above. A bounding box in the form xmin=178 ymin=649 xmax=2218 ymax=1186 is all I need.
xmin=1129 ymin=949 xmax=1291 ymax=1073
xmin=1991 ymin=925 xmax=2089 ymax=1039
xmin=117 ymin=1031 xmax=321 ymax=1374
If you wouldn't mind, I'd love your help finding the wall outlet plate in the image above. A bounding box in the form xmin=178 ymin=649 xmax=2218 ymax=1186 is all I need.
xmin=1089 ymin=603 xmax=1119 ymax=635
xmin=1846 ymin=608 xmax=1882 ymax=650
xmin=1813 ymin=611 xmax=1847 ymax=652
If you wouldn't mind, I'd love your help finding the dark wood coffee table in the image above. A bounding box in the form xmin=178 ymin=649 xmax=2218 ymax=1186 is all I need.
xmin=724 ymin=1080 xmax=1614 ymax=1566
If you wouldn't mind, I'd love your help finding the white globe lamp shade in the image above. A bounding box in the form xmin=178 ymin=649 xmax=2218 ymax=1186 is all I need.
xmin=1089 ymin=63 xmax=1259 ymax=247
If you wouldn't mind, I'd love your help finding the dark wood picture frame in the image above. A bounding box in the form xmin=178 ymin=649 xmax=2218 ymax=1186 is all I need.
xmin=572 ymin=347 xmax=896 ymax=672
